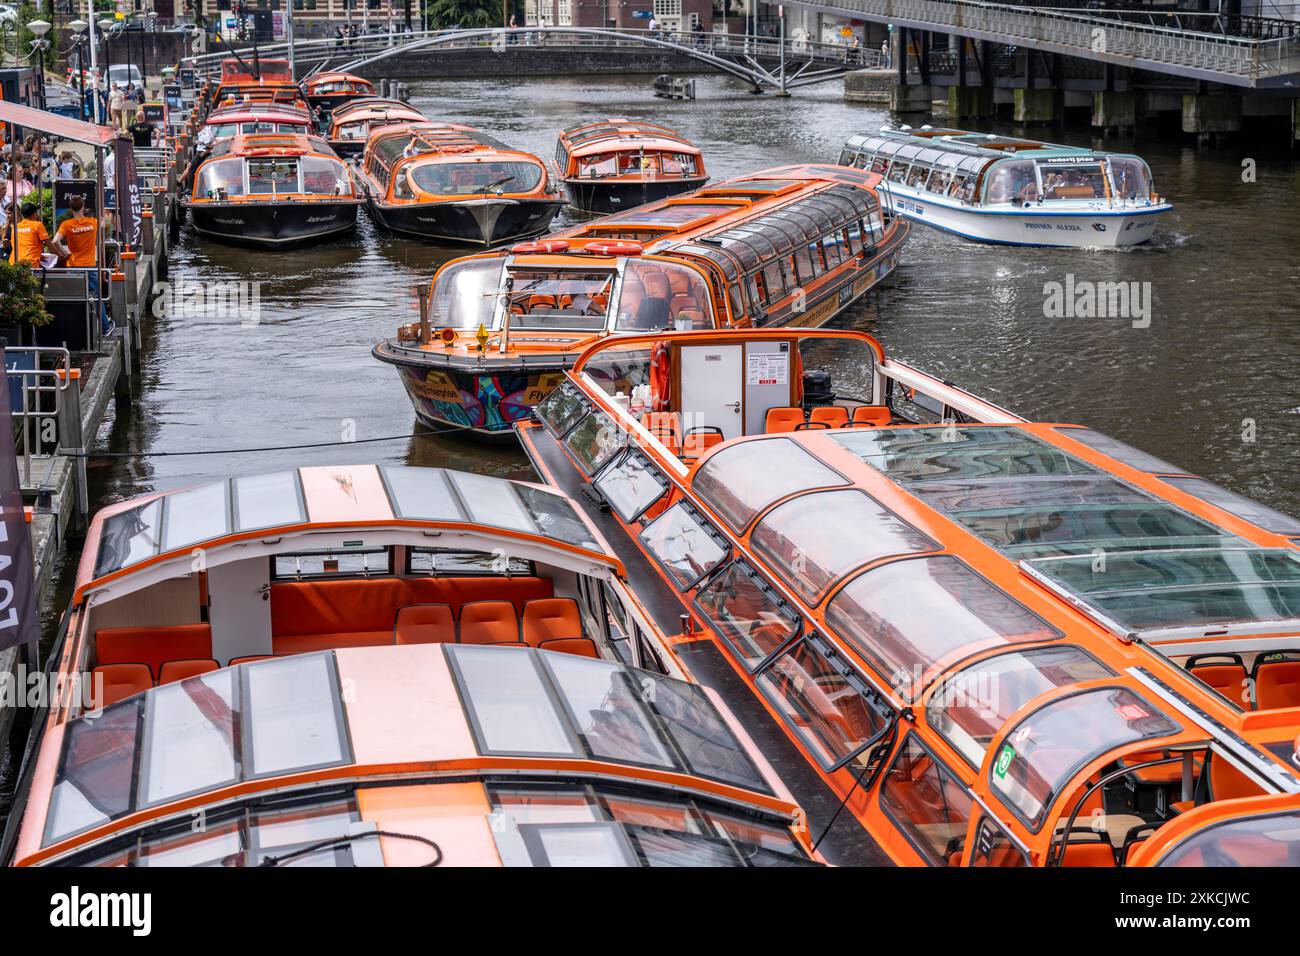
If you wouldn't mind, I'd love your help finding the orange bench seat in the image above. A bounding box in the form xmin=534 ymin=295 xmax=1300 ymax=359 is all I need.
xmin=96 ymin=623 xmax=213 ymax=680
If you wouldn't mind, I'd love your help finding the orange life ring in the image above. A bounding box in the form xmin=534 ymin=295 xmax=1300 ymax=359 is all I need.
xmin=584 ymin=239 xmax=643 ymax=258
xmin=511 ymin=239 xmax=570 ymax=254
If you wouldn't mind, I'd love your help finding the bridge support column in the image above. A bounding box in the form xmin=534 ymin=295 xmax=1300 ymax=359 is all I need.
xmin=1014 ymin=88 xmax=1061 ymax=125
xmin=1092 ymin=91 xmax=1136 ymax=133
xmin=948 ymin=85 xmax=993 ymax=120
xmin=891 ymin=84 xmax=933 ymax=114
xmin=1182 ymin=93 xmax=1241 ymax=142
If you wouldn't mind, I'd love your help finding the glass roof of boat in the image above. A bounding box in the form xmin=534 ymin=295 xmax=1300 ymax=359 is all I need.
xmin=92 ymin=466 xmax=602 ymax=580
xmin=827 ymin=426 xmax=1300 ymax=637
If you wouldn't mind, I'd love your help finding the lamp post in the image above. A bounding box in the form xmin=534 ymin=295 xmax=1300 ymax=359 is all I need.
xmin=69 ymin=18 xmax=88 ymax=119
xmin=27 ymin=19 xmax=51 ymax=110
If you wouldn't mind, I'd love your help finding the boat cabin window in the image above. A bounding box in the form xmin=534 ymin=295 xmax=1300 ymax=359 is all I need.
xmin=428 ymin=257 xmax=504 ymax=331
xmin=751 ymin=489 xmax=935 ymax=604
xmin=489 ymin=784 xmax=812 ymax=866
xmin=407 ymin=547 xmax=534 ymax=576
xmin=926 ymin=646 xmax=1115 ymax=769
xmin=615 ymin=259 xmax=713 ymax=332
xmin=196 ymin=157 xmax=245 ymax=198
xmin=535 ymin=382 xmax=589 ymax=437
xmin=95 ymin=498 xmax=163 ymax=577
xmin=696 ymin=560 xmax=802 ymax=669
xmin=234 ymin=470 xmax=306 ymax=531
xmin=44 ymin=654 xmax=351 ymax=847
xmin=76 ymin=797 xmax=382 ymax=867
xmin=660 ymin=152 xmax=699 ymax=176
xmin=1157 ymin=811 xmax=1300 ymax=867
xmin=594 ymin=450 xmax=669 ymax=522
xmin=451 ymin=470 xmax=600 ymax=550
xmin=564 ymin=408 xmax=624 ymax=474
xmin=447 ymin=645 xmax=771 ymax=792
xmin=825 ymin=556 xmax=1062 ymax=700
xmin=1108 ymin=157 xmax=1152 ymax=200
xmin=411 ymin=161 xmax=543 ymax=196
xmin=1037 ymin=161 xmax=1108 ymax=201
xmin=639 ymin=502 xmax=728 ymax=589
xmin=578 ymin=152 xmax=618 ymax=177
xmin=247 ymin=157 xmax=299 ymax=196
xmin=1022 ymin=548 xmax=1300 ymax=633
xmin=1158 ymin=475 xmax=1300 ymax=535
xmin=880 ymin=734 xmax=975 ymax=866
xmin=1054 ymin=426 xmax=1186 ymax=474
xmin=989 ymin=687 xmax=1180 ymax=830
xmin=754 ymin=633 xmax=894 ymax=770
xmin=508 ymin=270 xmax=613 ymax=332
xmin=301 ymin=156 xmax=350 ymax=195
xmin=273 ymin=547 xmax=392 ymax=580
xmin=692 ymin=438 xmax=847 ymax=532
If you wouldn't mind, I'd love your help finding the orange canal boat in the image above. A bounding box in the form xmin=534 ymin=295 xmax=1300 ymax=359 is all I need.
xmin=557 ymin=118 xmax=708 ymax=214
xmin=302 ymin=71 xmax=376 ymax=113
xmin=516 ymin=326 xmax=1300 ymax=867
xmin=185 ymin=133 xmax=363 ymax=246
xmin=327 ymin=96 xmax=427 ymax=158
xmin=356 ymin=122 xmax=564 ymax=246
xmin=1 ymin=465 xmax=828 ymax=867
xmin=373 ymin=164 xmax=908 ymax=437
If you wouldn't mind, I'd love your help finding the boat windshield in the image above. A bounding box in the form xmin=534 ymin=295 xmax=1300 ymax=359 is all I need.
xmin=196 ymin=158 xmax=245 ymax=198
xmin=429 ymin=257 xmax=505 ymax=331
xmin=301 ymin=156 xmax=350 ymax=195
xmin=615 ymin=258 xmax=713 ymax=332
xmin=1158 ymin=811 xmax=1300 ymax=867
xmin=1037 ymin=160 xmax=1108 ymax=202
xmin=926 ymin=646 xmax=1114 ymax=768
xmin=247 ymin=157 xmax=299 ymax=195
xmin=989 ymin=687 xmax=1180 ymax=828
xmin=506 ymin=269 xmax=614 ymax=332
xmin=410 ymin=161 xmax=543 ymax=196
xmin=1107 ymin=157 xmax=1152 ymax=200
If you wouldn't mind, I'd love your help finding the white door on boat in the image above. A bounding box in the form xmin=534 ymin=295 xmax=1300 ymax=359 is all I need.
xmin=679 ymin=344 xmax=744 ymax=440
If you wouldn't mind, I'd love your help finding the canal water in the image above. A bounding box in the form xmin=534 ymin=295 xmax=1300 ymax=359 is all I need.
xmin=2 ymin=72 xmax=1298 ymax=824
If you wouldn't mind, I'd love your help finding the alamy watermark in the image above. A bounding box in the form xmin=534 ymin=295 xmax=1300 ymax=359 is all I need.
xmin=151 ymin=279 xmax=262 ymax=327
xmin=1043 ymin=274 xmax=1151 ymax=329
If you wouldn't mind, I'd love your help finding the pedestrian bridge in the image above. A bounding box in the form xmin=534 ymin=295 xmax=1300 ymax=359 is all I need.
xmin=191 ymin=27 xmax=884 ymax=94
xmin=792 ymin=0 xmax=1300 ymax=88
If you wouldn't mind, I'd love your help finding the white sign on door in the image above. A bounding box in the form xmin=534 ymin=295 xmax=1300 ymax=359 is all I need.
xmin=746 ymin=352 xmax=788 ymax=387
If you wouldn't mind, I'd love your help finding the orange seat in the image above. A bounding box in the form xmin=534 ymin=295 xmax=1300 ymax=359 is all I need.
xmin=642 ymin=411 xmax=682 ymax=456
xmin=96 ymin=624 xmax=213 ymax=681
xmin=808 ymin=406 xmax=849 ymax=429
xmin=1059 ymin=841 xmax=1116 ymax=867
xmin=459 ymin=601 xmax=519 ymax=645
xmin=394 ymin=603 xmax=456 ymax=645
xmin=1187 ymin=656 xmax=1249 ymax=706
xmin=1208 ymin=751 xmax=1266 ymax=801
xmin=229 ymin=655 xmax=275 ymax=666
xmin=91 ymin=663 xmax=153 ymax=708
xmin=681 ymin=428 xmax=724 ymax=460
xmin=765 ymin=407 xmax=806 ymax=434
xmin=538 ymin=637 xmax=600 ymax=659
xmin=1254 ymin=658 xmax=1300 ymax=710
xmin=158 ymin=659 xmax=220 ymax=685
xmin=850 ymin=405 xmax=892 ymax=427
xmin=521 ymin=598 xmax=583 ymax=646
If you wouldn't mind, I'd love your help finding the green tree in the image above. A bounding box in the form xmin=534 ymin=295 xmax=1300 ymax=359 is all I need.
xmin=425 ymin=0 xmax=504 ymax=29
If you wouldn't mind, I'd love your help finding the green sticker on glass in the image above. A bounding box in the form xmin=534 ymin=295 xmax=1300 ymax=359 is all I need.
xmin=994 ymin=744 xmax=1015 ymax=779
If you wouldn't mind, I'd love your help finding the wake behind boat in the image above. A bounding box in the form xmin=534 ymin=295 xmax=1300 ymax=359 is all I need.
xmin=839 ymin=125 xmax=1171 ymax=248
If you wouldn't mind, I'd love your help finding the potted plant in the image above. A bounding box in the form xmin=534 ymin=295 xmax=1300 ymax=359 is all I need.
xmin=0 ymin=260 xmax=55 ymax=349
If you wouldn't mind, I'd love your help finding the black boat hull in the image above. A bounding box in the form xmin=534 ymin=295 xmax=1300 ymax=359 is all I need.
xmin=186 ymin=199 xmax=361 ymax=247
xmin=563 ymin=177 xmax=707 ymax=215
xmin=368 ymin=196 xmax=564 ymax=247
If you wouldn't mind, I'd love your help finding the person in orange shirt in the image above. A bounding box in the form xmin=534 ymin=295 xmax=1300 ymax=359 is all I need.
xmin=9 ymin=202 xmax=51 ymax=268
xmin=53 ymin=195 xmax=98 ymax=267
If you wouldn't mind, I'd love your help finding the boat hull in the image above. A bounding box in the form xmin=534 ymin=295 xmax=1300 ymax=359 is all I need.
xmin=186 ymin=199 xmax=361 ymax=247
xmin=563 ymin=177 xmax=707 ymax=215
xmin=879 ymin=183 xmax=1170 ymax=248
xmin=373 ymin=343 xmax=577 ymax=437
xmin=368 ymin=196 xmax=564 ymax=247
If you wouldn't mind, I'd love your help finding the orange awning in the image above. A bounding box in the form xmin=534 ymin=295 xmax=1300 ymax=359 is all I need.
xmin=0 ymin=101 xmax=118 ymax=147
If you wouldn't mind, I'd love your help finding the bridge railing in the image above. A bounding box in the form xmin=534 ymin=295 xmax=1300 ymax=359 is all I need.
xmin=795 ymin=0 xmax=1300 ymax=80
xmin=188 ymin=26 xmax=885 ymax=77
